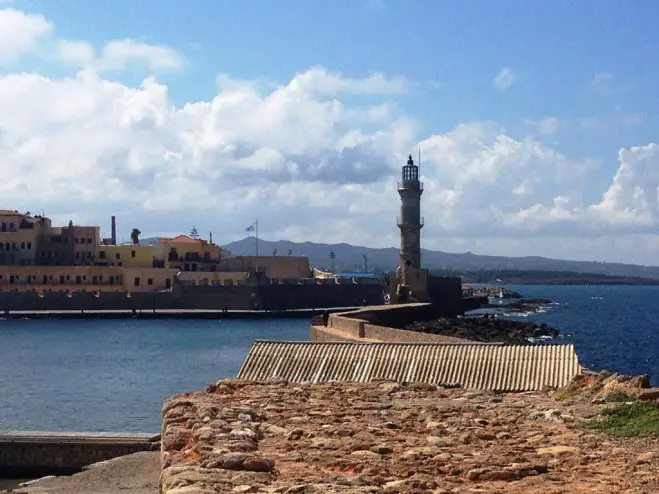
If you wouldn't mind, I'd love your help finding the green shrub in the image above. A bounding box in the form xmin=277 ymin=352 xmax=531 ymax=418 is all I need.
xmin=579 ymin=401 xmax=659 ymax=437
xmin=605 ymin=392 xmax=637 ymax=403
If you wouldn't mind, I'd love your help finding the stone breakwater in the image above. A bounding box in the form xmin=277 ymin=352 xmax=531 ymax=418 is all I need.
xmin=404 ymin=316 xmax=559 ymax=344
xmin=160 ymin=378 xmax=658 ymax=493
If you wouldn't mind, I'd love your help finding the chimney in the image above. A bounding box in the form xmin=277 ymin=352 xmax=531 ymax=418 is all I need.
xmin=111 ymin=216 xmax=117 ymax=245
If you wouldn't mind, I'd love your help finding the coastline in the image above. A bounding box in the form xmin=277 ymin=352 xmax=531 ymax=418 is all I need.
xmin=0 ymin=307 xmax=356 ymax=320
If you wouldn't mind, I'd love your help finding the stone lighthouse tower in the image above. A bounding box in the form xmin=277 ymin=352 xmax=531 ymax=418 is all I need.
xmin=397 ymin=154 xmax=424 ymax=278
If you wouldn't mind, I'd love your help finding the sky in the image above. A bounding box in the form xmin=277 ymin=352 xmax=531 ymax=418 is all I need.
xmin=1 ymin=0 xmax=659 ymax=265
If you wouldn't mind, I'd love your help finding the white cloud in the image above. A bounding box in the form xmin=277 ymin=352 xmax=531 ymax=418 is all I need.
xmin=53 ymin=40 xmax=95 ymax=65
xmin=0 ymin=8 xmax=52 ymax=63
xmin=0 ymin=7 xmax=182 ymax=72
xmin=492 ymin=67 xmax=516 ymax=90
xmin=3 ymin=7 xmax=659 ymax=264
xmin=98 ymin=39 xmax=182 ymax=71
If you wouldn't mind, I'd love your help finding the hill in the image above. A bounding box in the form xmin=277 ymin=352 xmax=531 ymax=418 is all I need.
xmin=222 ymin=236 xmax=659 ymax=279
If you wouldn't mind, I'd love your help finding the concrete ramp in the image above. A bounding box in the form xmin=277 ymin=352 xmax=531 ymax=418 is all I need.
xmin=237 ymin=340 xmax=581 ymax=391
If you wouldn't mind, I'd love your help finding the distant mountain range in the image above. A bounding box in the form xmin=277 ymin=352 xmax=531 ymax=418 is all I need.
xmin=220 ymin=237 xmax=659 ymax=279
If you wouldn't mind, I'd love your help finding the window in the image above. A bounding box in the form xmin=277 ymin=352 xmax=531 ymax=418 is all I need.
xmin=87 ymin=238 xmax=92 ymax=244
xmin=76 ymin=276 xmax=81 ymax=284
xmin=99 ymin=251 xmax=106 ymax=259
xmin=9 ymin=222 xmax=15 ymax=231
xmin=20 ymin=242 xmax=25 ymax=249
xmin=115 ymin=253 xmax=120 ymax=260
xmin=59 ymin=275 xmax=65 ymax=284
xmin=147 ymin=278 xmax=153 ymax=285
xmin=92 ymin=276 xmax=98 ymax=283
xmin=134 ymin=277 xmax=140 ymax=287
xmin=131 ymin=250 xmax=136 ymax=258
xmin=42 ymin=275 xmax=47 ymax=284
xmin=165 ymin=278 xmax=171 ymax=289
xmin=26 ymin=242 xmax=31 ymax=249
xmin=9 ymin=275 xmax=14 ymax=284
xmin=1 ymin=222 xmax=5 ymax=232
xmin=75 ymin=252 xmax=80 ymax=259
xmin=75 ymin=238 xmax=79 ymax=244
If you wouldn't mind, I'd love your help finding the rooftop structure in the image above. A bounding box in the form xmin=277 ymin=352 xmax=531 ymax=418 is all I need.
xmin=237 ymin=340 xmax=581 ymax=391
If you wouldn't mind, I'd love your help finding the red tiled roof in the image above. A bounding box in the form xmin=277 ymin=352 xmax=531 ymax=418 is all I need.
xmin=0 ymin=210 xmax=23 ymax=216
xmin=158 ymin=235 xmax=202 ymax=244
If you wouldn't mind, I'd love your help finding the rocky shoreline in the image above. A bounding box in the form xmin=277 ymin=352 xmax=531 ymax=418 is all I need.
xmin=405 ymin=315 xmax=559 ymax=345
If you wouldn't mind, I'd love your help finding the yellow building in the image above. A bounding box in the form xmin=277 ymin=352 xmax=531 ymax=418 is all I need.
xmin=237 ymin=256 xmax=311 ymax=279
xmin=0 ymin=210 xmax=100 ymax=266
xmin=153 ymin=235 xmax=223 ymax=271
xmin=96 ymin=244 xmax=155 ymax=268
xmin=121 ymin=267 xmax=177 ymax=291
xmin=0 ymin=210 xmax=47 ymax=266
xmin=0 ymin=265 xmax=179 ymax=293
xmin=0 ymin=265 xmax=124 ymax=292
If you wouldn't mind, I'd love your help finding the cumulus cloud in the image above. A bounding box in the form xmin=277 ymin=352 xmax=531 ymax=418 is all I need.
xmin=492 ymin=67 xmax=516 ymax=90
xmin=0 ymin=8 xmax=52 ymax=63
xmin=0 ymin=7 xmax=181 ymax=71
xmin=98 ymin=39 xmax=182 ymax=71
xmin=2 ymin=7 xmax=659 ymax=263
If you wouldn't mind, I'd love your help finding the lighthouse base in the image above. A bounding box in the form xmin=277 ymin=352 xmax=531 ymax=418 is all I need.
xmin=390 ymin=266 xmax=464 ymax=317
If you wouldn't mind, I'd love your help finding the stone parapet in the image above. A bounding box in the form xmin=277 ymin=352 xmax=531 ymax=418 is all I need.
xmin=313 ymin=304 xmax=477 ymax=344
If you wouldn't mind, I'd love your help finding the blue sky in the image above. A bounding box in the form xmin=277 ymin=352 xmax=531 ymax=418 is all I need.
xmin=2 ymin=0 xmax=659 ymax=263
xmin=20 ymin=0 xmax=658 ymax=180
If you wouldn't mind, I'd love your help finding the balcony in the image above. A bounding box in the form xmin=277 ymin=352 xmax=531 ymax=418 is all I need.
xmin=396 ymin=216 xmax=424 ymax=228
xmin=397 ymin=181 xmax=424 ymax=192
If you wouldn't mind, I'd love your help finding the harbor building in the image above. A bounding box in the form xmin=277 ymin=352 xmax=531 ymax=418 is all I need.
xmin=0 ymin=211 xmax=317 ymax=294
xmin=0 ymin=210 xmax=99 ymax=267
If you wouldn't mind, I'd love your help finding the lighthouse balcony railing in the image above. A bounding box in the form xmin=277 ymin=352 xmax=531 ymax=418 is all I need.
xmin=397 ymin=181 xmax=423 ymax=191
xmin=397 ymin=216 xmax=424 ymax=228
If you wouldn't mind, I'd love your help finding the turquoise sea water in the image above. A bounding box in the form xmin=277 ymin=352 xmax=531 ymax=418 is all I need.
xmin=0 ymin=284 xmax=657 ymax=433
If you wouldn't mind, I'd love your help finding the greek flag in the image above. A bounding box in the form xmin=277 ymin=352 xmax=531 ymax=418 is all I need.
xmin=245 ymin=223 xmax=255 ymax=232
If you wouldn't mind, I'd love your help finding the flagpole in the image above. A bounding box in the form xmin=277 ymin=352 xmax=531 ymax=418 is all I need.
xmin=255 ymin=219 xmax=259 ymax=257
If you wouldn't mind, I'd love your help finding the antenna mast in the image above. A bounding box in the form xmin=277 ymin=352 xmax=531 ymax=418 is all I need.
xmin=418 ymin=146 xmax=421 ymax=173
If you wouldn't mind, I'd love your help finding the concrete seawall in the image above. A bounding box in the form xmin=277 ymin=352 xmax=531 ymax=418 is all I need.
xmin=0 ymin=431 xmax=160 ymax=477
xmin=1 ymin=306 xmax=360 ymax=320
xmin=310 ymin=303 xmax=480 ymax=344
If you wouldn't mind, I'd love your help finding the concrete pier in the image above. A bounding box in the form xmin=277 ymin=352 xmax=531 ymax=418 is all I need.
xmin=0 ymin=431 xmax=160 ymax=477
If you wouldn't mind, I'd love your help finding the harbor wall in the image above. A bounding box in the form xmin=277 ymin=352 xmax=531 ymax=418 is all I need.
xmin=0 ymin=432 xmax=159 ymax=477
xmin=0 ymin=279 xmax=384 ymax=313
xmin=312 ymin=303 xmax=479 ymax=344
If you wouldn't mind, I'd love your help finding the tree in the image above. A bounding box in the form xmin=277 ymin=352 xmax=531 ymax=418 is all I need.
xmin=190 ymin=226 xmax=199 ymax=239
xmin=131 ymin=228 xmax=141 ymax=245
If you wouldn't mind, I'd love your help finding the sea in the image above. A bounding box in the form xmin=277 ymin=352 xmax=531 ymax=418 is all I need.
xmin=0 ymin=284 xmax=657 ymax=434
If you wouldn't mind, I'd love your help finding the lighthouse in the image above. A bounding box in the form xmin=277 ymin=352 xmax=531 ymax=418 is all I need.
xmin=397 ymin=154 xmax=424 ymax=282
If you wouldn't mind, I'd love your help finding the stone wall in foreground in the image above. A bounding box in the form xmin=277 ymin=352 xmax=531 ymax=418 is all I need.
xmin=160 ymin=379 xmax=659 ymax=493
